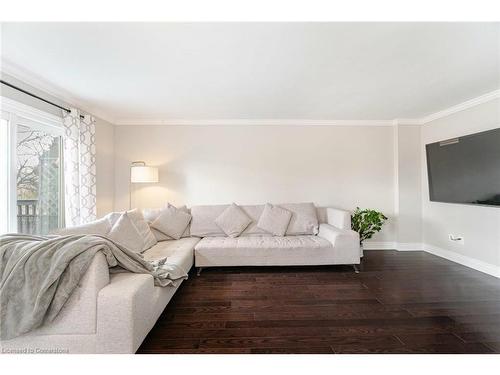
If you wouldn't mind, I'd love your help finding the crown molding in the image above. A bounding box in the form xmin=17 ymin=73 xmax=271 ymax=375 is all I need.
xmin=2 ymin=58 xmax=498 ymax=127
xmin=392 ymin=118 xmax=423 ymax=126
xmin=1 ymin=59 xmax=117 ymax=124
xmin=420 ymin=89 xmax=500 ymax=124
xmin=114 ymin=118 xmax=396 ymax=126
xmin=112 ymin=89 xmax=500 ymax=126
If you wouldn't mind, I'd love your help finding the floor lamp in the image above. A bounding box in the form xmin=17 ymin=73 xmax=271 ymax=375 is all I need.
xmin=129 ymin=161 xmax=159 ymax=209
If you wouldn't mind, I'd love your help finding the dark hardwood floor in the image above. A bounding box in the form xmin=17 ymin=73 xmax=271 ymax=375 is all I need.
xmin=137 ymin=251 xmax=500 ymax=354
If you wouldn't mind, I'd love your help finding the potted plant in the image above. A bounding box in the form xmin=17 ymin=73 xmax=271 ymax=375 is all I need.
xmin=351 ymin=207 xmax=388 ymax=257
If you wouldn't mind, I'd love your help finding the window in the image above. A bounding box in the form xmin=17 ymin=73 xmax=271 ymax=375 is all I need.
xmin=1 ymin=98 xmax=64 ymax=235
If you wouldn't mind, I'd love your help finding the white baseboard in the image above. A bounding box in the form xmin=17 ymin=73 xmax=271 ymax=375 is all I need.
xmin=396 ymin=242 xmax=424 ymax=251
xmin=363 ymin=241 xmax=500 ymax=278
xmin=424 ymin=244 xmax=500 ymax=278
xmin=362 ymin=241 xmax=395 ymax=250
xmin=362 ymin=242 xmax=422 ymax=250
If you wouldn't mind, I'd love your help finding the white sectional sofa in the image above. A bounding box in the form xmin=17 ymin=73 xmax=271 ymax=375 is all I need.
xmin=0 ymin=203 xmax=359 ymax=354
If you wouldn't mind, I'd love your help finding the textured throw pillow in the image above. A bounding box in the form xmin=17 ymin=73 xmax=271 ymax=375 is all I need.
xmin=107 ymin=212 xmax=145 ymax=253
xmin=151 ymin=204 xmax=192 ymax=240
xmin=257 ymin=203 xmax=292 ymax=236
xmin=106 ymin=209 xmax=157 ymax=251
xmin=127 ymin=209 xmax=157 ymax=250
xmin=51 ymin=217 xmax=111 ymax=236
xmin=144 ymin=205 xmax=191 ymax=241
xmin=281 ymin=202 xmax=319 ymax=235
xmin=215 ymin=203 xmax=252 ymax=238
xmin=142 ymin=207 xmax=163 ymax=223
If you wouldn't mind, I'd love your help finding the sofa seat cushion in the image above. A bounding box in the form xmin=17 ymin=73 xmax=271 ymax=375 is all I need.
xmin=195 ymin=235 xmax=331 ymax=251
xmin=194 ymin=235 xmax=334 ymax=267
xmin=142 ymin=237 xmax=199 ymax=273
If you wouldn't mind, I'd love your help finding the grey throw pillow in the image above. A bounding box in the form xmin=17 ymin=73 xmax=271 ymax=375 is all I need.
xmin=151 ymin=204 xmax=192 ymax=240
xmin=257 ymin=203 xmax=292 ymax=236
xmin=215 ymin=203 xmax=252 ymax=238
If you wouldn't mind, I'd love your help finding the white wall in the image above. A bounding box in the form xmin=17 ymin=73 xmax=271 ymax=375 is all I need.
xmin=114 ymin=124 xmax=397 ymax=243
xmin=421 ymin=98 xmax=500 ymax=270
xmin=0 ymin=73 xmax=115 ymax=218
xmin=395 ymin=124 xmax=422 ymax=247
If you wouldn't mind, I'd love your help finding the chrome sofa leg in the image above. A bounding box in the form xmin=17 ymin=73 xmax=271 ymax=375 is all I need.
xmin=352 ymin=264 xmax=360 ymax=274
xmin=196 ymin=267 xmax=203 ymax=276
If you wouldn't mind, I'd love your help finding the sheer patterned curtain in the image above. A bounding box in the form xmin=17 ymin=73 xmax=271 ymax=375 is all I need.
xmin=62 ymin=108 xmax=97 ymax=226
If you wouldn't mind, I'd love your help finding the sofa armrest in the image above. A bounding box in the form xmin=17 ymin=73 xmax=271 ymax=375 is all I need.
xmin=318 ymin=223 xmax=361 ymax=263
xmin=325 ymin=207 xmax=352 ymax=230
xmin=96 ymin=273 xmax=154 ymax=353
xmin=318 ymin=223 xmax=359 ymax=246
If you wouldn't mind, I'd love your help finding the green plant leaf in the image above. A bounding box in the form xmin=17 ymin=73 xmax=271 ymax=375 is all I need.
xmin=351 ymin=208 xmax=388 ymax=244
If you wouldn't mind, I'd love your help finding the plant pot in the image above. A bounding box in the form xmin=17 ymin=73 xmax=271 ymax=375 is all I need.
xmin=359 ymin=243 xmax=364 ymax=258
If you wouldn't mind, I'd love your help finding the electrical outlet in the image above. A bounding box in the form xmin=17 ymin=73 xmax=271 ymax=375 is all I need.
xmin=449 ymin=234 xmax=464 ymax=245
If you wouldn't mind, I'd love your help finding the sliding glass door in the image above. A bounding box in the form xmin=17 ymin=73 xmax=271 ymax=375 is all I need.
xmin=1 ymin=99 xmax=64 ymax=235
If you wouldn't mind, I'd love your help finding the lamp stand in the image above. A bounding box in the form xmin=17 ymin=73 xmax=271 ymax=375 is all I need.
xmin=129 ymin=181 xmax=132 ymax=209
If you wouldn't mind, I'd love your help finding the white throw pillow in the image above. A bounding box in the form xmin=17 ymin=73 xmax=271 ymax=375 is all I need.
xmin=281 ymin=202 xmax=319 ymax=235
xmin=106 ymin=209 xmax=157 ymax=251
xmin=142 ymin=207 xmax=163 ymax=223
xmin=144 ymin=205 xmax=191 ymax=241
xmin=51 ymin=217 xmax=111 ymax=236
xmin=127 ymin=209 xmax=157 ymax=250
xmin=215 ymin=203 xmax=252 ymax=238
xmin=151 ymin=204 xmax=192 ymax=240
xmin=257 ymin=203 xmax=292 ymax=236
xmin=107 ymin=212 xmax=145 ymax=253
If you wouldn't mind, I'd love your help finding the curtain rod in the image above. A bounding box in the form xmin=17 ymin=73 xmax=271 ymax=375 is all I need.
xmin=1 ymin=79 xmax=85 ymax=119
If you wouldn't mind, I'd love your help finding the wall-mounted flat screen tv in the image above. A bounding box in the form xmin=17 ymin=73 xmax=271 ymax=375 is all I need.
xmin=426 ymin=127 xmax=500 ymax=207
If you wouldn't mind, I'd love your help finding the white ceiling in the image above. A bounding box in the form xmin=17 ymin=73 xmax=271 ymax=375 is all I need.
xmin=1 ymin=22 xmax=499 ymax=123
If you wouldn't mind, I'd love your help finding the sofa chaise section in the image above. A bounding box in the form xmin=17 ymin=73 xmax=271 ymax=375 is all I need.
xmin=0 ymin=237 xmax=199 ymax=354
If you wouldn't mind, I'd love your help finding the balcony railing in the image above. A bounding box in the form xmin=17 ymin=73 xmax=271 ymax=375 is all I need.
xmin=17 ymin=200 xmax=39 ymax=234
xmin=17 ymin=200 xmax=58 ymax=235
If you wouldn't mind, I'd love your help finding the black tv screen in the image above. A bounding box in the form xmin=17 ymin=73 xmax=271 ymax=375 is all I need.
xmin=426 ymin=127 xmax=500 ymax=207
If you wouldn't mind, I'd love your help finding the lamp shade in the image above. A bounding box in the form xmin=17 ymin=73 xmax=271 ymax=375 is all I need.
xmin=130 ymin=165 xmax=159 ymax=183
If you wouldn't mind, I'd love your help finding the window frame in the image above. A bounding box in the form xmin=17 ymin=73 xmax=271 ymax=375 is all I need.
xmin=0 ymin=97 xmax=65 ymax=233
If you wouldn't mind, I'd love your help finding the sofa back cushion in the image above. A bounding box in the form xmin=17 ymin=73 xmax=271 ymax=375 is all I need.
xmin=190 ymin=204 xmax=229 ymax=237
xmin=315 ymin=206 xmax=327 ymax=224
xmin=281 ymin=202 xmax=319 ymax=235
xmin=190 ymin=202 xmax=319 ymax=237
